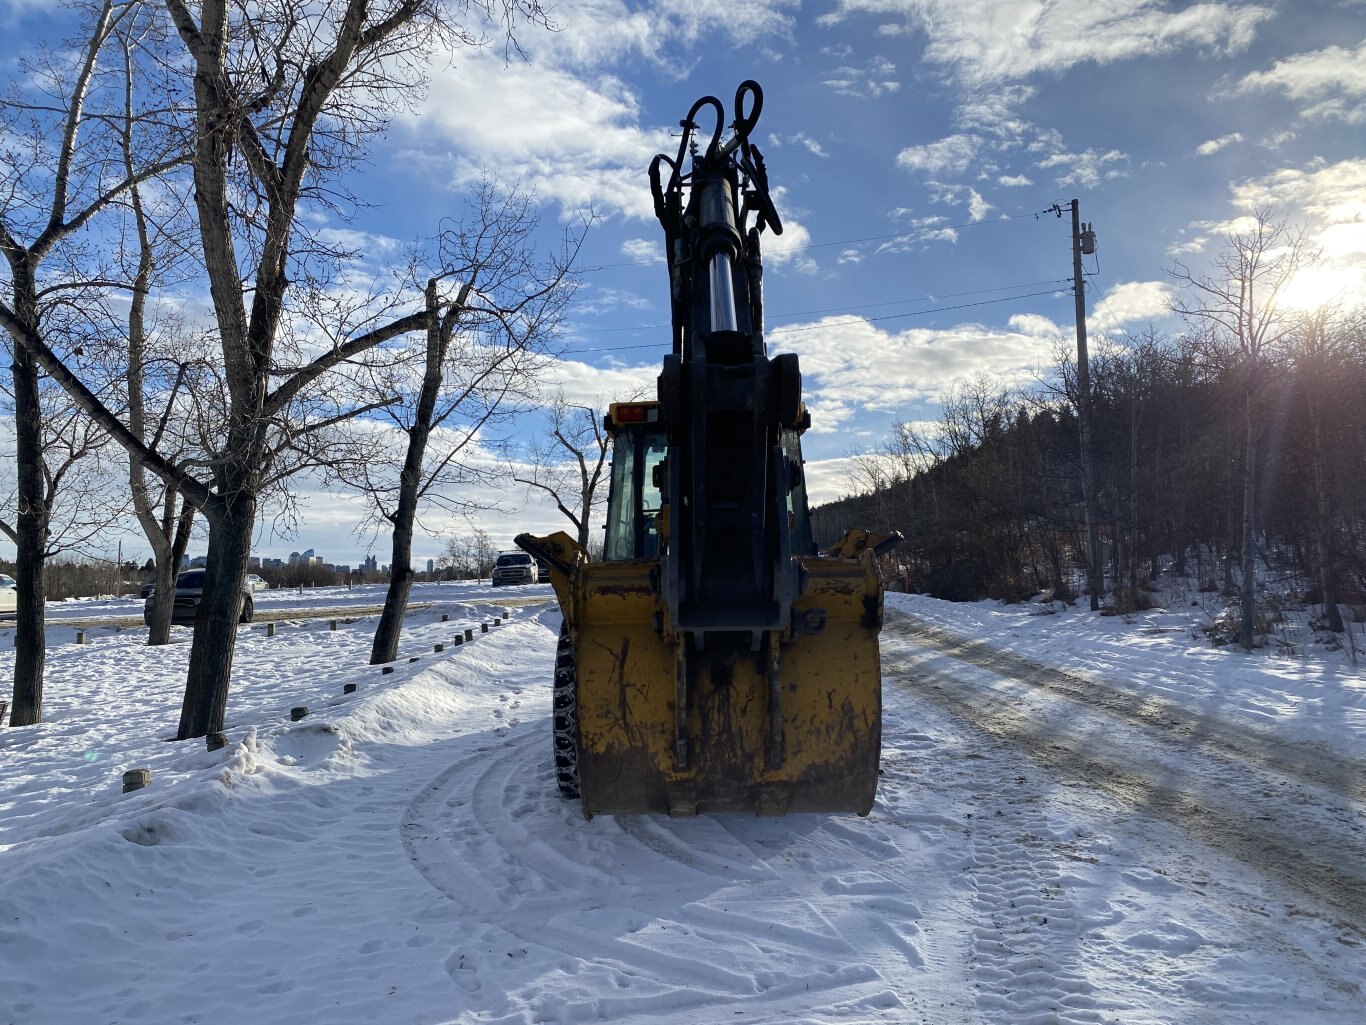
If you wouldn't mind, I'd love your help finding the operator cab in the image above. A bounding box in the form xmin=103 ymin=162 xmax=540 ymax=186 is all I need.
xmin=601 ymin=400 xmax=815 ymax=564
xmin=603 ymin=402 xmax=667 ymax=561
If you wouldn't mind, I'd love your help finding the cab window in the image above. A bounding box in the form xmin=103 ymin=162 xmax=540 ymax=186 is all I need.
xmin=604 ymin=428 xmax=667 ymax=561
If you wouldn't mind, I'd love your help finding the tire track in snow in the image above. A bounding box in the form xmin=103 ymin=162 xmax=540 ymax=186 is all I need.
xmin=957 ymin=753 xmax=1105 ymax=1024
xmin=401 ymin=725 xmax=915 ymax=1022
xmin=889 ymin=611 xmax=1366 ymax=803
xmin=881 ymin=614 xmax=1366 ymax=932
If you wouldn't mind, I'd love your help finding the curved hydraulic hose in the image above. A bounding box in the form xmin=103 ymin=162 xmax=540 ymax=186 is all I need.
xmin=649 ymin=82 xmax=783 ymax=243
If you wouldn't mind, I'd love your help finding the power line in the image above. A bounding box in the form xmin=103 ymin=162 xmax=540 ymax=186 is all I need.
xmin=567 ymin=287 xmax=1069 ymax=353
xmin=777 ymin=287 xmax=1066 ymax=334
xmin=580 ymin=212 xmax=1033 ymax=272
xmin=770 ymin=278 xmax=1070 ymax=321
xmin=579 ymin=278 xmax=1071 ymax=336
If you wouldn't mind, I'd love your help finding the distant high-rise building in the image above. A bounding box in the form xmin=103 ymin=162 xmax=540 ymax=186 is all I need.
xmin=426 ymin=558 xmax=435 ymax=574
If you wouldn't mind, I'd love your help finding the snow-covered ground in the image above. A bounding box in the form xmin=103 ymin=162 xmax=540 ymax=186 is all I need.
xmin=1 ymin=582 xmax=1362 ymax=1024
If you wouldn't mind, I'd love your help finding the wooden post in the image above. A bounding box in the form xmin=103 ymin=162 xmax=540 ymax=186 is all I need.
xmin=464 ymin=628 xmax=473 ymax=641
xmin=434 ymin=643 xmax=444 ymax=653
xmin=267 ymin=622 xmax=276 ymax=637
xmin=343 ymin=683 xmax=358 ymax=694
xmin=290 ymin=706 xmax=308 ymax=721
xmin=75 ymin=631 xmax=85 ymax=644
xmin=330 ymin=619 xmax=337 ymax=631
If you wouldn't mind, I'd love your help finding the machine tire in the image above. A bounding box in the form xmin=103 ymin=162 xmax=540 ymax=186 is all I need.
xmin=240 ymin=596 xmax=254 ymax=624
xmin=552 ymin=623 xmax=581 ymax=799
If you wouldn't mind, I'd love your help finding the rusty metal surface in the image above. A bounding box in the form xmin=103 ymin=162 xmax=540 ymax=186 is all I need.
xmin=572 ymin=556 xmax=883 ymax=817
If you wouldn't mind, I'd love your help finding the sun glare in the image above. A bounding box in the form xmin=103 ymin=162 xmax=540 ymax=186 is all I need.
xmin=1278 ymin=266 xmax=1365 ymax=313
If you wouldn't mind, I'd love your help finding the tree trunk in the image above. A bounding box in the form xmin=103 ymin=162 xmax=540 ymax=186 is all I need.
xmin=1127 ymin=400 xmax=1141 ymax=607
xmin=371 ymin=421 xmax=426 ymax=664
xmin=10 ymin=345 xmax=47 ymax=727
xmin=1239 ymin=385 xmax=1257 ymax=650
xmin=1307 ymin=380 xmax=1343 ymax=633
xmin=372 ymin=503 xmax=417 ymax=666
xmin=370 ymin=280 xmax=454 ymax=666
xmin=177 ymin=490 xmax=255 ymax=738
xmin=145 ymin=500 xmax=196 ymax=646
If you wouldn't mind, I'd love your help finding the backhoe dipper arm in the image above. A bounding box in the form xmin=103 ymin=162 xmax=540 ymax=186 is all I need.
xmin=650 ymin=81 xmax=803 ymax=643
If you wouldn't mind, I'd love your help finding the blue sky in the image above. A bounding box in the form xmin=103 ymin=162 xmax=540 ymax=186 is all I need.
xmin=2 ymin=0 xmax=1363 ymax=569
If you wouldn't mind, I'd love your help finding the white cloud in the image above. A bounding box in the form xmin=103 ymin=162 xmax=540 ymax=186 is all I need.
xmin=1231 ymin=39 xmax=1366 ymax=123
xmin=763 ymin=215 xmax=817 ymax=273
xmin=1089 ymin=280 xmax=1175 ymax=333
xmin=648 ymin=0 xmax=798 ymax=48
xmin=1196 ymin=132 xmax=1243 ymax=156
xmin=1037 ymin=147 xmax=1129 ymax=188
xmin=896 ymin=133 xmax=982 ymax=176
xmin=768 ymin=131 xmax=830 ymax=157
xmin=620 ymin=238 xmax=663 ymax=264
xmin=403 ymin=2 xmax=800 ymax=221
xmin=801 ymin=455 xmax=863 ymax=505
xmin=821 ymin=55 xmax=901 ymax=98
xmin=1230 ymin=159 xmax=1366 ymax=306
xmin=1227 ymin=158 xmax=1366 ymax=256
xmin=997 ymin=173 xmax=1033 ymax=187
xmin=407 ymin=61 xmax=659 ymax=220
xmin=1175 ymin=158 xmax=1366 ymax=308
xmin=956 ymin=84 xmax=1037 ymax=139
xmin=536 ymin=357 xmax=660 ymax=410
xmin=821 ymin=0 xmax=1272 ymax=86
xmin=766 ymin=312 xmax=1064 ymax=433
xmin=574 ymin=286 xmax=654 ymax=317
xmin=967 ymin=188 xmax=992 ymax=221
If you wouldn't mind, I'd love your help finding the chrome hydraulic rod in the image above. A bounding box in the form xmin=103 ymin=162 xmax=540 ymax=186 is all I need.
xmin=709 ymin=251 xmax=738 ymax=333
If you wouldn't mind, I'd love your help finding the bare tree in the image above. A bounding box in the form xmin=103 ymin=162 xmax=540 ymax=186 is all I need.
xmin=351 ymin=181 xmax=582 ymax=665
xmin=444 ymin=528 xmax=497 ymax=580
xmin=110 ymin=9 xmax=207 ymax=645
xmin=511 ymin=393 xmax=613 ymax=550
xmin=1170 ymin=210 xmax=1313 ymax=649
xmin=0 ymin=379 xmax=132 ymax=559
xmin=6 ymin=1 xmax=553 ymax=737
xmin=1291 ymin=306 xmax=1360 ymax=633
xmin=0 ymin=0 xmax=188 ymax=725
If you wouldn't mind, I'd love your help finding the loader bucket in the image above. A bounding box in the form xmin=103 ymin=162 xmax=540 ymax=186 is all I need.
xmin=566 ymin=553 xmax=883 ymax=818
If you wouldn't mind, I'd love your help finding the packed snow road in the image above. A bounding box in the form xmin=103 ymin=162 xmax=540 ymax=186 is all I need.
xmin=882 ymin=613 xmax=1366 ymax=924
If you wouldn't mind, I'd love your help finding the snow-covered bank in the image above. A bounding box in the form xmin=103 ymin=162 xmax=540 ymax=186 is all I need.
xmin=1 ymin=586 xmax=1361 ymax=1024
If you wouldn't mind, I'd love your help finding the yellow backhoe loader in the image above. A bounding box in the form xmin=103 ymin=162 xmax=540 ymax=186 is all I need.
xmin=518 ymin=82 xmax=900 ymax=818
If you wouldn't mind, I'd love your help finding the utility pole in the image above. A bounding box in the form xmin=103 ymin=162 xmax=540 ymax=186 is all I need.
xmin=1067 ymin=199 xmax=1102 ymax=610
